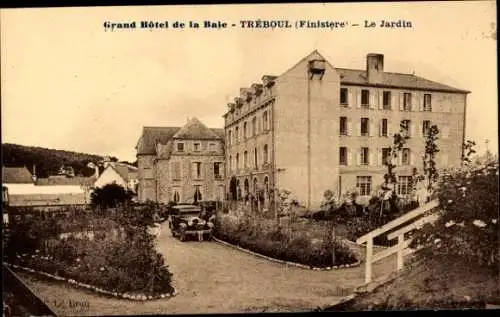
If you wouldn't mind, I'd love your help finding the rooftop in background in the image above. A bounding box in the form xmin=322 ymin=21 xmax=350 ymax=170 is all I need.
xmin=2 ymin=166 xmax=33 ymax=184
xmin=136 ymin=117 xmax=224 ymax=155
xmin=35 ymin=175 xmax=96 ymax=186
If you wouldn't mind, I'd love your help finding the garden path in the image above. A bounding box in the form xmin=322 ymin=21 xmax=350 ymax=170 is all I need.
xmin=17 ymin=222 xmax=397 ymax=315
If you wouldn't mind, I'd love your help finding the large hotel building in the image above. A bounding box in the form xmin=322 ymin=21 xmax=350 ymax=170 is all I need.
xmin=223 ymin=50 xmax=468 ymax=210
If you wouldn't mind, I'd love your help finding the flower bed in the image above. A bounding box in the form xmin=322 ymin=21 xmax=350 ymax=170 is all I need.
xmin=213 ymin=213 xmax=358 ymax=268
xmin=5 ymin=205 xmax=175 ymax=300
xmin=5 ymin=260 xmax=176 ymax=301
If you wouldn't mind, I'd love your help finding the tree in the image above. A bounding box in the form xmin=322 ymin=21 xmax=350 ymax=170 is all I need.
xmin=90 ymin=183 xmax=134 ymax=209
xmin=422 ymin=124 xmax=440 ymax=201
xmin=461 ymin=140 xmax=477 ymax=166
xmin=384 ymin=122 xmax=410 ymax=192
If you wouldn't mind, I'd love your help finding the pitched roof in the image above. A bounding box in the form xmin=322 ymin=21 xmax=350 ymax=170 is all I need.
xmin=258 ymin=49 xmax=469 ymax=94
xmin=172 ymin=117 xmax=221 ymax=140
xmin=112 ymin=163 xmax=138 ymax=181
xmin=2 ymin=166 xmax=33 ymax=184
xmin=136 ymin=121 xmax=224 ymax=155
xmin=36 ymin=175 xmax=95 ymax=186
xmin=335 ymin=68 xmax=469 ymax=93
xmin=136 ymin=127 xmax=180 ymax=155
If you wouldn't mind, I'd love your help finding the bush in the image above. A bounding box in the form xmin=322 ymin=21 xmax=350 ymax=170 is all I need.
xmin=6 ymin=206 xmax=174 ymax=296
xmin=214 ymin=211 xmax=357 ymax=267
xmin=90 ymin=183 xmax=134 ymax=209
xmin=411 ymin=155 xmax=499 ymax=269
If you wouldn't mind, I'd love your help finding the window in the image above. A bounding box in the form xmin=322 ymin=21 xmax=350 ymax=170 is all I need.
xmin=340 ymin=117 xmax=348 ymax=136
xmin=243 ymin=122 xmax=247 ymax=140
xmin=192 ymin=162 xmax=202 ymax=179
xmin=172 ymin=190 xmax=180 ymax=203
xmin=361 ymin=118 xmax=369 ymax=136
xmin=228 ymin=130 xmax=232 ymax=146
xmin=244 ymin=151 xmax=248 ymax=168
xmin=193 ymin=186 xmax=203 ymax=202
xmin=172 ymin=162 xmax=181 ymax=180
xmin=214 ymin=162 xmax=221 ymax=179
xmin=402 ymin=148 xmax=410 ymax=165
xmin=339 ymin=147 xmax=347 ymax=165
xmin=235 ymin=126 xmax=239 ymax=143
xmin=236 ymin=153 xmax=240 ymax=170
xmin=254 ymin=148 xmax=258 ymax=168
xmin=356 ymin=176 xmax=372 ymax=196
xmin=403 ymin=93 xmax=412 ymax=111
xmin=360 ymin=147 xmax=369 ymax=165
xmin=209 ymin=143 xmax=216 ymax=152
xmin=193 ymin=143 xmax=200 ymax=152
xmin=422 ymin=120 xmax=431 ymax=137
xmin=252 ymin=117 xmax=257 ymax=136
xmin=398 ymin=176 xmax=413 ymax=195
xmin=383 ymin=91 xmax=391 ymax=110
xmin=381 ymin=118 xmax=388 ymax=137
xmin=340 ymin=88 xmax=348 ymax=106
xmin=401 ymin=119 xmax=411 ymax=137
xmin=423 ymin=94 xmax=432 ymax=112
xmin=177 ymin=143 xmax=184 ymax=152
xmin=361 ymin=90 xmax=370 ymax=107
xmin=229 ymin=155 xmax=232 ymax=171
xmin=263 ymin=144 xmax=269 ymax=164
xmin=382 ymin=148 xmax=391 ymax=165
xmin=263 ymin=111 xmax=269 ymax=131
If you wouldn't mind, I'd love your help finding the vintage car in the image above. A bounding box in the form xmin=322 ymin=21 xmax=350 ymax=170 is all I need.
xmin=168 ymin=204 xmax=215 ymax=241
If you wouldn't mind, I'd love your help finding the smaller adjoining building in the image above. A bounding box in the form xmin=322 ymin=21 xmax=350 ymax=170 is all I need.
xmin=136 ymin=117 xmax=225 ymax=204
xmin=93 ymin=161 xmax=138 ymax=192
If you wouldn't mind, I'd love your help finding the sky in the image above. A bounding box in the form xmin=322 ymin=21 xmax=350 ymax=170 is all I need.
xmin=1 ymin=1 xmax=497 ymax=162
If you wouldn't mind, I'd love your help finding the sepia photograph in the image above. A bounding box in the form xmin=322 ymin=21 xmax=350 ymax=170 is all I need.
xmin=1 ymin=1 xmax=498 ymax=315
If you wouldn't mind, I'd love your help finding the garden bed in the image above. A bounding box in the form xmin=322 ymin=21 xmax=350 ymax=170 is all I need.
xmin=213 ymin=213 xmax=359 ymax=268
xmin=4 ymin=205 xmax=175 ymax=301
xmin=5 ymin=261 xmax=176 ymax=301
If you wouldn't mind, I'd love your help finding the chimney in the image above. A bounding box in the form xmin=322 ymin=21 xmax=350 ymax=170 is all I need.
xmin=366 ymin=53 xmax=384 ymax=84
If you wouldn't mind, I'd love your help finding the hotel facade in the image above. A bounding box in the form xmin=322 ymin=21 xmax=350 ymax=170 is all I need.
xmin=223 ymin=50 xmax=469 ymax=210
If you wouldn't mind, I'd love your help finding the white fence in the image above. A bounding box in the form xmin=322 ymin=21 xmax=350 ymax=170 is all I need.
xmin=356 ymin=199 xmax=440 ymax=284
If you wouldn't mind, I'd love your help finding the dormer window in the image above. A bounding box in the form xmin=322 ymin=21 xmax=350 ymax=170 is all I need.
xmin=262 ymin=75 xmax=276 ymax=88
xmin=177 ymin=143 xmax=184 ymax=152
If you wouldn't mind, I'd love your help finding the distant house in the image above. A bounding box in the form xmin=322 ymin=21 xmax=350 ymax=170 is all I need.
xmin=2 ymin=166 xmax=36 ymax=194
xmin=93 ymin=162 xmax=138 ymax=192
xmin=4 ymin=166 xmax=95 ymax=210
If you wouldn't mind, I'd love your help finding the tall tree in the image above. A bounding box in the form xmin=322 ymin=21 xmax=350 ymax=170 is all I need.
xmin=422 ymin=124 xmax=440 ymax=201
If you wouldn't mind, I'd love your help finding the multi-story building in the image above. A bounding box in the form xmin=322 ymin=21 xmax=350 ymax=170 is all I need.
xmin=223 ymin=50 xmax=469 ymax=210
xmin=135 ymin=117 xmax=225 ymax=203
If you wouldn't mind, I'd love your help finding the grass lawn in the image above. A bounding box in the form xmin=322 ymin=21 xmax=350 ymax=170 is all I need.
xmin=327 ymin=256 xmax=500 ymax=310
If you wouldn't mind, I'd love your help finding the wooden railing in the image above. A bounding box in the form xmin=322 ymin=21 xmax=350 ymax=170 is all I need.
xmin=356 ymin=199 xmax=440 ymax=284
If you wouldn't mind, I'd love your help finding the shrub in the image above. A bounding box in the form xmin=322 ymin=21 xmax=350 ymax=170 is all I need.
xmin=411 ymin=155 xmax=499 ymax=269
xmin=214 ymin=212 xmax=357 ymax=267
xmin=90 ymin=183 xmax=134 ymax=209
xmin=6 ymin=206 xmax=174 ymax=296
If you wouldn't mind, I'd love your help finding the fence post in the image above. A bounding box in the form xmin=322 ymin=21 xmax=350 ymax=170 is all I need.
xmin=365 ymin=234 xmax=373 ymax=284
xmin=397 ymin=234 xmax=404 ymax=270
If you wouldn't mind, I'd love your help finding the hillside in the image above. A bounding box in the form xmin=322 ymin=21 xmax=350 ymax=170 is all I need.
xmin=1 ymin=143 xmax=106 ymax=178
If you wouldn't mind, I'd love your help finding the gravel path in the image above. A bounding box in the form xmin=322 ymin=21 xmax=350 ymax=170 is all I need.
xmin=17 ymin=222 xmax=397 ymax=315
